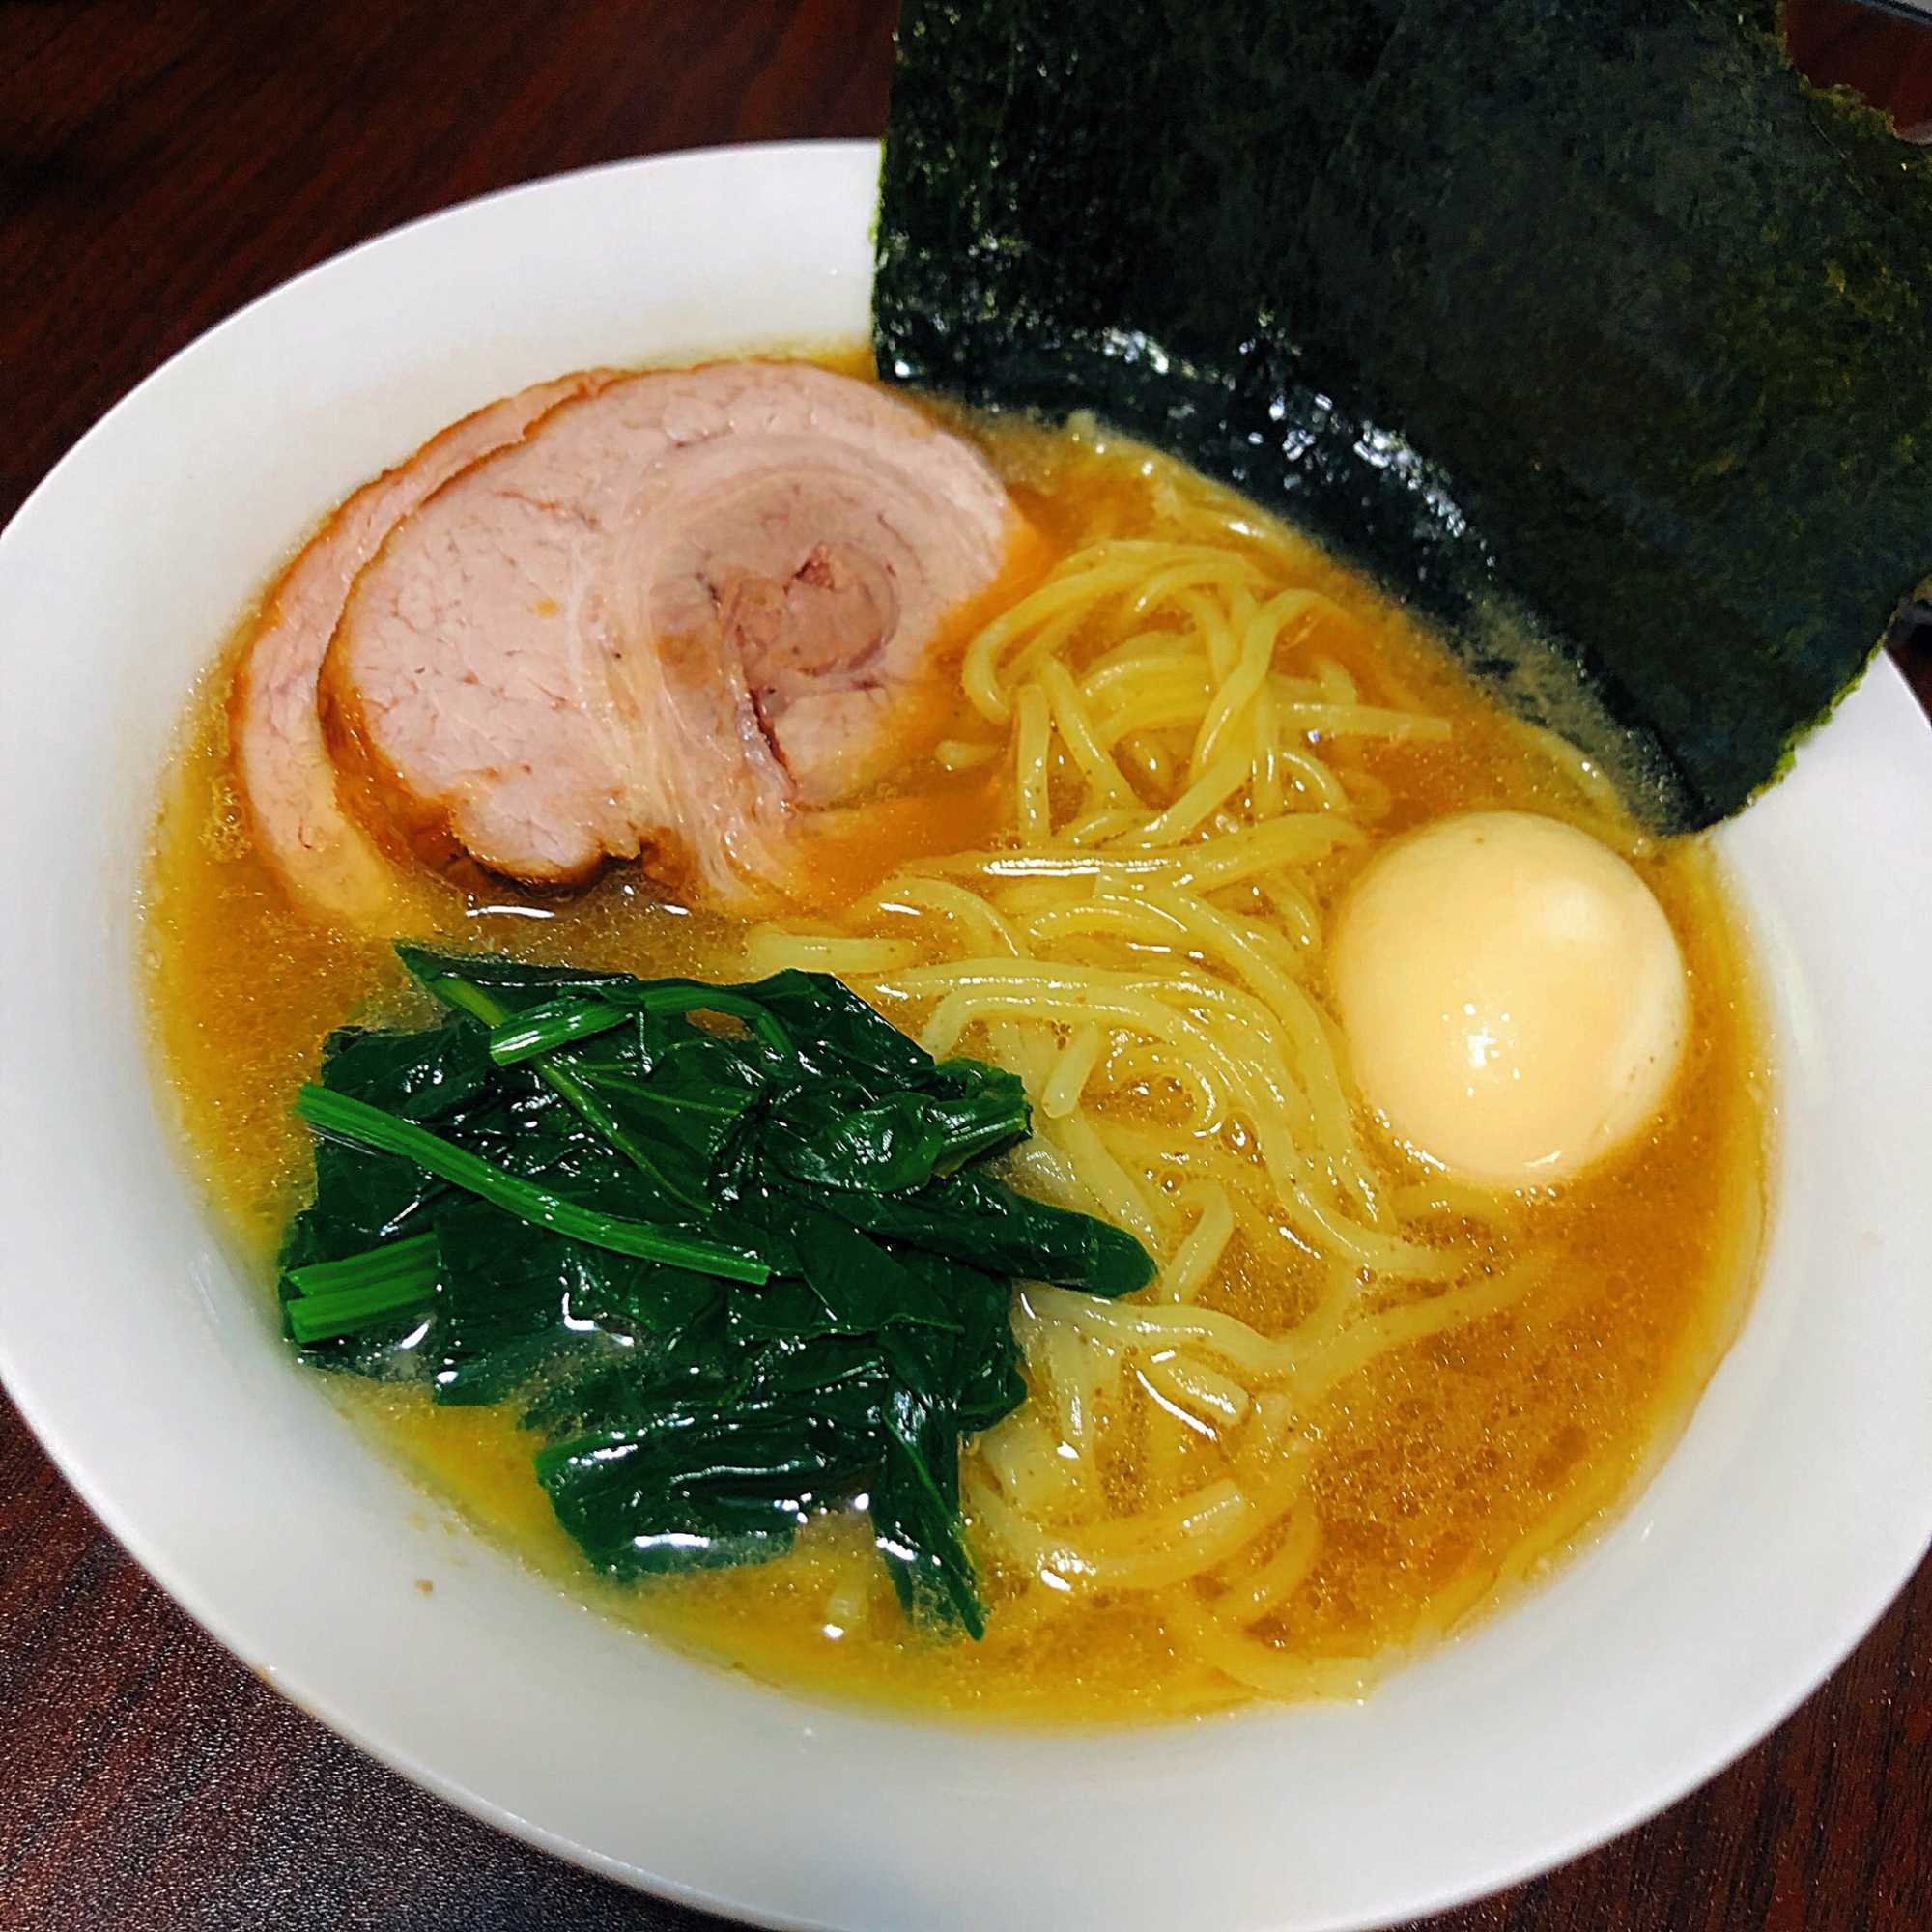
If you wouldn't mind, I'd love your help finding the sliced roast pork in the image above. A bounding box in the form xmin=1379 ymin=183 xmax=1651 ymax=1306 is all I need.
xmin=321 ymin=361 xmax=1024 ymax=902
xmin=233 ymin=372 xmax=601 ymax=921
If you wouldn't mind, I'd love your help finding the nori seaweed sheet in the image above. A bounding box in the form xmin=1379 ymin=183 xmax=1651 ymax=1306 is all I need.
xmin=874 ymin=0 xmax=1932 ymax=831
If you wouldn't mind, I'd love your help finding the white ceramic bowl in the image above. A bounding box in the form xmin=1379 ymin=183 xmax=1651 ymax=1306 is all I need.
xmin=4 ymin=141 xmax=1931 ymax=1932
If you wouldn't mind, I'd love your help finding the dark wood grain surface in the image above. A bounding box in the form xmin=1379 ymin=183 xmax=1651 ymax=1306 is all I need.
xmin=2 ymin=5 xmax=1928 ymax=1927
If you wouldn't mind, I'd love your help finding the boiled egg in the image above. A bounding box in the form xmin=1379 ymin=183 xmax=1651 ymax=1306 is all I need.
xmin=1327 ymin=810 xmax=1687 ymax=1186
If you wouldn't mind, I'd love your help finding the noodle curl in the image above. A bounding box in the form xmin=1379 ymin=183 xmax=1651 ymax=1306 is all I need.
xmin=752 ymin=520 xmax=1550 ymax=1698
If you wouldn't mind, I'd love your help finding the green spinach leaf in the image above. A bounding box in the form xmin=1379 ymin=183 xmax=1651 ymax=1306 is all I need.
xmin=278 ymin=946 xmax=1154 ymax=1637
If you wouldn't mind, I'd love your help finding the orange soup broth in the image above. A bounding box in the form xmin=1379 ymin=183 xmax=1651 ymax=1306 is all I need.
xmin=143 ymin=391 xmax=1769 ymax=1723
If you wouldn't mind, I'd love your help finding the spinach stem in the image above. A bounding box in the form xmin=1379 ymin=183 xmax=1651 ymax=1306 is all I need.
xmin=488 ymin=997 xmax=630 ymax=1064
xmin=286 ymin=1276 xmax=437 ymax=1345
xmin=282 ymin=1231 xmax=441 ymax=1344
xmin=934 ymin=1103 xmax=1030 ymax=1175
xmin=409 ymin=967 xmax=512 ymax=1030
xmin=414 ymin=967 xmax=706 ymax=1209
xmin=294 ymin=1086 xmax=769 ymax=1282
xmin=626 ymin=984 xmax=793 ymax=1057
xmin=284 ymin=1229 xmax=439 ymax=1297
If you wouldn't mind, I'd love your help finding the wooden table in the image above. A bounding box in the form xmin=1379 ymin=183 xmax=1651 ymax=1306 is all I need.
xmin=3 ymin=5 xmax=1928 ymax=1926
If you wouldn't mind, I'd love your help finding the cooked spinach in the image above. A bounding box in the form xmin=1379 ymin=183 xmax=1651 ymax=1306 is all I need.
xmin=279 ymin=945 xmax=1152 ymax=1636
xmin=875 ymin=0 xmax=1932 ymax=832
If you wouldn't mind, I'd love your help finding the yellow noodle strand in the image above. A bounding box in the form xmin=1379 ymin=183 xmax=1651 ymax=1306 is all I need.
xmin=1014 ymin=684 xmax=1054 ymax=846
xmin=1192 ymin=588 xmax=1329 ymax=775
xmin=1041 ymin=1023 xmax=1106 ymax=1120
xmin=755 ymin=529 xmax=1490 ymax=1675
xmin=1143 ymin=1350 xmax=1251 ymax=1428
xmin=1162 ymin=1183 xmax=1236 ymax=1303
xmin=1037 ymin=660 xmax=1132 ymax=805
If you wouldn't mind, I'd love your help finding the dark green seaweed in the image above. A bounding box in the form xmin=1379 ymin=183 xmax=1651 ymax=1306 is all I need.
xmin=875 ymin=0 xmax=1932 ymax=830
xmin=278 ymin=946 xmax=1153 ymax=1636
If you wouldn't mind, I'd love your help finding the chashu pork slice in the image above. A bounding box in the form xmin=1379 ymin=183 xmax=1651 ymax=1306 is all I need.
xmin=233 ymin=371 xmax=602 ymax=923
xmin=323 ymin=361 xmax=1026 ymax=902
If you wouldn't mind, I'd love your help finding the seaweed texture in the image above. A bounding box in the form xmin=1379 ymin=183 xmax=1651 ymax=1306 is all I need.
xmin=875 ymin=0 xmax=1932 ymax=829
